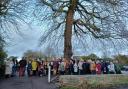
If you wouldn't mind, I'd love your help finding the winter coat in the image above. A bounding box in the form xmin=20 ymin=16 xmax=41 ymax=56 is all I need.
xmin=27 ymin=63 xmax=32 ymax=70
xmin=32 ymin=61 xmax=38 ymax=71
xmin=82 ymin=62 xmax=91 ymax=74
xmin=19 ymin=60 xmax=27 ymax=68
xmin=90 ymin=63 xmax=96 ymax=71
xmin=5 ymin=61 xmax=13 ymax=75
xmin=59 ymin=62 xmax=65 ymax=71
xmin=108 ymin=63 xmax=115 ymax=73
xmin=73 ymin=63 xmax=78 ymax=73
xmin=78 ymin=62 xmax=83 ymax=70
xmin=96 ymin=63 xmax=101 ymax=74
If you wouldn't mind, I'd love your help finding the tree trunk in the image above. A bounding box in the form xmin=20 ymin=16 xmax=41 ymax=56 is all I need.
xmin=64 ymin=0 xmax=77 ymax=60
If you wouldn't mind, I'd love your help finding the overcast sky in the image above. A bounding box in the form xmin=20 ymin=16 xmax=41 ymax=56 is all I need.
xmin=5 ymin=22 xmax=128 ymax=58
xmin=5 ymin=23 xmax=43 ymax=58
xmin=4 ymin=0 xmax=128 ymax=59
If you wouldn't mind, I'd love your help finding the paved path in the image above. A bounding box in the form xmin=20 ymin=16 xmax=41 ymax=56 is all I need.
xmin=0 ymin=76 xmax=58 ymax=89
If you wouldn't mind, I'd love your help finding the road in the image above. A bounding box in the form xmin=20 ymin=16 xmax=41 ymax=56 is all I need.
xmin=0 ymin=76 xmax=58 ymax=89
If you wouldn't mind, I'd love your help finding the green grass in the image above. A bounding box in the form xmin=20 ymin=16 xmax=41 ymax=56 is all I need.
xmin=60 ymin=86 xmax=77 ymax=89
xmin=59 ymin=75 xmax=128 ymax=89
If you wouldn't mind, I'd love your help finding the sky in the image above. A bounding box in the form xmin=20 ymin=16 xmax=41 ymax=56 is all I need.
xmin=3 ymin=0 xmax=128 ymax=59
xmin=4 ymin=18 xmax=128 ymax=59
xmin=5 ymin=22 xmax=128 ymax=59
xmin=5 ymin=24 xmax=43 ymax=58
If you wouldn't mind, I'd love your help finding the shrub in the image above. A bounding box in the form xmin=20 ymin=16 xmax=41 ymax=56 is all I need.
xmin=0 ymin=60 xmax=5 ymax=78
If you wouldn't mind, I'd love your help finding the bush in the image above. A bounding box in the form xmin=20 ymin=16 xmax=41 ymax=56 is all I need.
xmin=0 ymin=60 xmax=5 ymax=78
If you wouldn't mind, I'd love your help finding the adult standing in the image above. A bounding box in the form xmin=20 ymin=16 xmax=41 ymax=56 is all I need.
xmin=38 ymin=61 xmax=44 ymax=76
xmin=114 ymin=60 xmax=121 ymax=74
xmin=108 ymin=62 xmax=115 ymax=74
xmin=73 ymin=60 xmax=78 ymax=75
xmin=12 ymin=58 xmax=17 ymax=77
xmin=101 ymin=61 xmax=109 ymax=74
xmin=69 ymin=60 xmax=74 ymax=75
xmin=58 ymin=61 xmax=65 ymax=75
xmin=96 ymin=60 xmax=101 ymax=74
xmin=5 ymin=59 xmax=13 ymax=78
xmin=19 ymin=57 xmax=27 ymax=77
xmin=78 ymin=60 xmax=83 ymax=75
xmin=90 ymin=61 xmax=96 ymax=74
xmin=44 ymin=60 xmax=48 ymax=76
xmin=53 ymin=59 xmax=59 ymax=75
xmin=64 ymin=59 xmax=70 ymax=75
xmin=31 ymin=59 xmax=38 ymax=76
xmin=27 ymin=61 xmax=32 ymax=77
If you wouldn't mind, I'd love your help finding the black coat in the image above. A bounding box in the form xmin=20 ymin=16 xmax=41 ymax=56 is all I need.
xmin=82 ymin=62 xmax=91 ymax=74
xmin=19 ymin=60 xmax=27 ymax=67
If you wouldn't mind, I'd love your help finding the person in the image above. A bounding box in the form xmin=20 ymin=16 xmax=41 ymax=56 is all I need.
xmin=82 ymin=60 xmax=91 ymax=74
xmin=19 ymin=57 xmax=27 ymax=77
xmin=82 ymin=60 xmax=86 ymax=75
xmin=38 ymin=61 xmax=44 ymax=77
xmin=50 ymin=61 xmax=53 ymax=75
xmin=96 ymin=60 xmax=101 ymax=74
xmin=27 ymin=61 xmax=32 ymax=77
xmin=69 ymin=60 xmax=74 ymax=75
xmin=73 ymin=60 xmax=78 ymax=75
xmin=44 ymin=60 xmax=48 ymax=76
xmin=11 ymin=58 xmax=17 ymax=77
xmin=64 ymin=59 xmax=70 ymax=75
xmin=15 ymin=60 xmax=19 ymax=74
xmin=5 ymin=60 xmax=13 ymax=78
xmin=78 ymin=60 xmax=83 ymax=75
xmin=53 ymin=59 xmax=59 ymax=75
xmin=101 ymin=61 xmax=109 ymax=74
xmin=108 ymin=62 xmax=115 ymax=74
xmin=31 ymin=59 xmax=38 ymax=76
xmin=90 ymin=61 xmax=96 ymax=74
xmin=114 ymin=60 xmax=121 ymax=74
xmin=58 ymin=61 xmax=65 ymax=75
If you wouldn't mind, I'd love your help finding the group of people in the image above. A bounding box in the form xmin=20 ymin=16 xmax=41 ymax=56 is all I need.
xmin=51 ymin=59 xmax=121 ymax=75
xmin=4 ymin=57 xmax=122 ymax=78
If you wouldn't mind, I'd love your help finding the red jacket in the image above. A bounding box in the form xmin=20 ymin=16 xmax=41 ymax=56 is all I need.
xmin=96 ymin=63 xmax=101 ymax=74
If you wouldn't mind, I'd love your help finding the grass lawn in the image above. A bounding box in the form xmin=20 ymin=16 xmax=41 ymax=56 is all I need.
xmin=59 ymin=74 xmax=128 ymax=89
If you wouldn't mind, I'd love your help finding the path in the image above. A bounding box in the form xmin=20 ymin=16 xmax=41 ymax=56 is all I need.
xmin=0 ymin=76 xmax=58 ymax=89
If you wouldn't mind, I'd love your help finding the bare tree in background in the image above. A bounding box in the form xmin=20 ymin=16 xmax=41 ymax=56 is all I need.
xmin=23 ymin=50 xmax=45 ymax=61
xmin=35 ymin=0 xmax=128 ymax=61
xmin=43 ymin=46 xmax=56 ymax=58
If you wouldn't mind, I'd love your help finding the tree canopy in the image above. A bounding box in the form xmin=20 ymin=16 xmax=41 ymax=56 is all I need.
xmin=35 ymin=0 xmax=128 ymax=60
xmin=37 ymin=0 xmax=128 ymax=40
xmin=0 ymin=35 xmax=7 ymax=60
xmin=114 ymin=54 xmax=128 ymax=65
xmin=1 ymin=0 xmax=128 ymax=60
xmin=81 ymin=53 xmax=99 ymax=61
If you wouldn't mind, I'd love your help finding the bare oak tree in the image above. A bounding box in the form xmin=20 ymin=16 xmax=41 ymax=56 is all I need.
xmin=35 ymin=0 xmax=128 ymax=60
